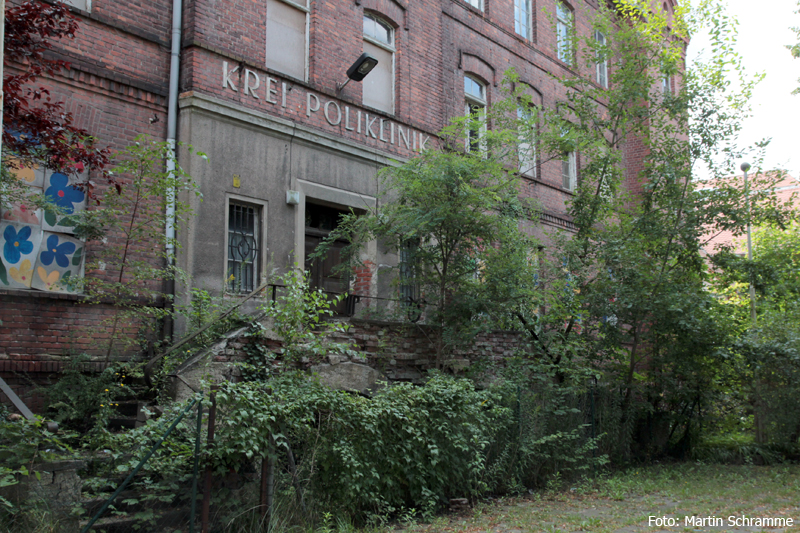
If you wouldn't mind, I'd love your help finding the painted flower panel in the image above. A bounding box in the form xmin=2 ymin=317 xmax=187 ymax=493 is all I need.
xmin=7 ymin=157 xmax=44 ymax=187
xmin=9 ymin=259 xmax=34 ymax=288
xmin=0 ymin=221 xmax=43 ymax=289
xmin=32 ymin=232 xmax=83 ymax=293
xmin=42 ymin=171 xmax=86 ymax=234
xmin=1 ymin=187 xmax=44 ymax=227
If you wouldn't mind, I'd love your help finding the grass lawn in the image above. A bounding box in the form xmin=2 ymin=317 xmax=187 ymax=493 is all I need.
xmin=404 ymin=463 xmax=800 ymax=532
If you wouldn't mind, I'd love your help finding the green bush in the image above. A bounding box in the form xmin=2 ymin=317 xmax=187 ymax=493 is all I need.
xmin=212 ymin=372 xmax=504 ymax=520
xmin=481 ymin=358 xmax=608 ymax=493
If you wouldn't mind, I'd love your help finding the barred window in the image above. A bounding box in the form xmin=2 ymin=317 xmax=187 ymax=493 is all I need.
xmin=227 ymin=202 xmax=261 ymax=294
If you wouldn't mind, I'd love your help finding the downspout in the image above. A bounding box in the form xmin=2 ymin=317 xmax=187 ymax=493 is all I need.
xmin=1 ymin=0 xmax=6 ymax=161
xmin=164 ymin=0 xmax=183 ymax=342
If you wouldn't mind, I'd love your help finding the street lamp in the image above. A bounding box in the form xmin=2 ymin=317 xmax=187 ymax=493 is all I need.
xmin=337 ymin=53 xmax=379 ymax=92
xmin=741 ymin=161 xmax=756 ymax=326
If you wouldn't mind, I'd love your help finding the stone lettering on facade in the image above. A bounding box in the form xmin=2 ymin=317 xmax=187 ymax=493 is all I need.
xmin=221 ymin=61 xmax=433 ymax=152
xmin=244 ymin=69 xmax=260 ymax=98
xmin=266 ymin=77 xmax=279 ymax=104
xmin=364 ymin=114 xmax=378 ymax=139
xmin=324 ymin=101 xmax=342 ymax=125
xmin=222 ymin=61 xmax=239 ymax=91
xmin=306 ymin=93 xmax=320 ymax=117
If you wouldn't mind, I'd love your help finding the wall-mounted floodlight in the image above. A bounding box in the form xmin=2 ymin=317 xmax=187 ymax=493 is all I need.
xmin=337 ymin=53 xmax=379 ymax=91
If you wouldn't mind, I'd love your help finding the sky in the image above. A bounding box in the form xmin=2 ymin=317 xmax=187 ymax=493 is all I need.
xmin=687 ymin=0 xmax=800 ymax=180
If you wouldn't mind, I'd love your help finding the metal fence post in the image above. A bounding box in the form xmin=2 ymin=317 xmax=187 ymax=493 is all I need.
xmin=190 ymin=397 xmax=204 ymax=533
xmin=201 ymin=391 xmax=217 ymax=533
xmin=80 ymin=397 xmax=199 ymax=533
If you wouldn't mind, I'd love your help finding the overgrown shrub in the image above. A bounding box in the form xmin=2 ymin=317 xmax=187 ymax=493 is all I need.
xmin=0 ymin=407 xmax=73 ymax=520
xmin=212 ymin=372 xmax=504 ymax=520
xmin=40 ymin=354 xmax=135 ymax=436
xmin=482 ymin=358 xmax=608 ymax=493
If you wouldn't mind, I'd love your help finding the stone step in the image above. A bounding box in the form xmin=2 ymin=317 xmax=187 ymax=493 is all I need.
xmin=79 ymin=507 xmax=191 ymax=533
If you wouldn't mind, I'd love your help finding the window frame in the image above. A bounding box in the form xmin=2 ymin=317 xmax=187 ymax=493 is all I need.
xmin=514 ymin=0 xmax=533 ymax=40
xmin=464 ymin=75 xmax=487 ymax=154
xmin=556 ymin=1 xmax=574 ymax=66
xmin=661 ymin=73 xmax=672 ymax=95
xmin=464 ymin=0 xmax=483 ymax=11
xmin=225 ymin=195 xmax=267 ymax=295
xmin=266 ymin=0 xmax=310 ymax=82
xmin=562 ymin=151 xmax=577 ymax=191
xmin=64 ymin=0 xmax=91 ymax=11
xmin=398 ymin=238 xmax=421 ymax=311
xmin=362 ymin=13 xmax=396 ymax=114
xmin=517 ymin=105 xmax=537 ymax=178
xmin=595 ymin=30 xmax=608 ymax=88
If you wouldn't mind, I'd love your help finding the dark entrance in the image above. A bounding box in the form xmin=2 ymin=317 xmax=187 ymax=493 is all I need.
xmin=304 ymin=203 xmax=350 ymax=314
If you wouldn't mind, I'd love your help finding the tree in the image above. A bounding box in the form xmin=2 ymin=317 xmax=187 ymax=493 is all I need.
xmin=789 ymin=0 xmax=800 ymax=95
xmin=518 ymin=0 xmax=797 ymax=457
xmin=318 ymin=0 xmax=793 ymax=458
xmin=712 ymin=223 xmax=800 ymax=444
xmin=324 ymin=140 xmax=540 ymax=368
xmin=2 ymin=0 xmax=110 ymax=201
xmin=78 ymin=136 xmax=201 ymax=360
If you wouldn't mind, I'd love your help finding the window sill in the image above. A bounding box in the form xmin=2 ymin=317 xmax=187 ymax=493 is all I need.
xmin=0 ymin=287 xmax=85 ymax=301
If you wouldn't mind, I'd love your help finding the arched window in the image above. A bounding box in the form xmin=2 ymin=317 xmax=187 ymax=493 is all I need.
xmin=556 ymin=2 xmax=573 ymax=65
xmin=464 ymin=75 xmax=486 ymax=153
xmin=363 ymin=14 xmax=395 ymax=113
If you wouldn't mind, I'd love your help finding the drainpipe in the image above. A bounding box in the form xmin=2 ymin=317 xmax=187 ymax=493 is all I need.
xmin=164 ymin=0 xmax=183 ymax=341
xmin=1 ymin=0 xmax=6 ymax=161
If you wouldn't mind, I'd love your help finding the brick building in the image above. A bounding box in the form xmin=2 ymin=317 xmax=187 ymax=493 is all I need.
xmin=698 ymin=172 xmax=800 ymax=255
xmin=0 ymin=0 xmax=678 ymax=409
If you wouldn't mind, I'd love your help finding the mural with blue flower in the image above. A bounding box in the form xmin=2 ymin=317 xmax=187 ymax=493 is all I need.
xmin=40 ymin=234 xmax=77 ymax=268
xmin=0 ymin=222 xmax=44 ymax=289
xmin=44 ymin=173 xmax=85 ymax=214
xmin=3 ymin=225 xmax=34 ymax=264
xmin=32 ymin=232 xmax=82 ymax=292
xmin=0 ymin=166 xmax=85 ymax=293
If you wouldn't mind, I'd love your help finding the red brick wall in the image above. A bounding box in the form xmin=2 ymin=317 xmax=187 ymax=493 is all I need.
xmin=1 ymin=1 xmax=170 ymax=381
xmin=1 ymin=0 xmax=649 ymax=410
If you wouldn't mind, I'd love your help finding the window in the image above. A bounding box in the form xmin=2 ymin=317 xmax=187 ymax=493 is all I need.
xmin=464 ymin=76 xmax=486 ymax=153
xmin=562 ymin=151 xmax=577 ymax=190
xmin=465 ymin=0 xmax=483 ymax=10
xmin=64 ymin=0 xmax=90 ymax=10
xmin=399 ymin=237 xmax=420 ymax=307
xmin=266 ymin=0 xmax=309 ymax=81
xmin=227 ymin=202 xmax=261 ymax=294
xmin=556 ymin=1 xmax=573 ymax=65
xmin=515 ymin=0 xmax=532 ymax=39
xmin=661 ymin=74 xmax=672 ymax=95
xmin=363 ymin=14 xmax=395 ymax=114
xmin=517 ymin=106 xmax=537 ymax=178
xmin=595 ymin=30 xmax=608 ymax=88
xmin=0 ymin=161 xmax=87 ymax=293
